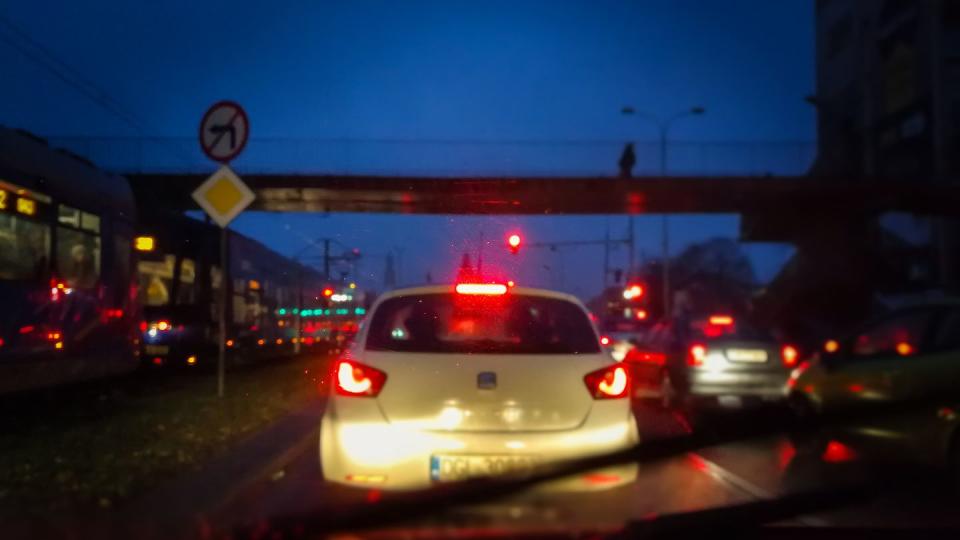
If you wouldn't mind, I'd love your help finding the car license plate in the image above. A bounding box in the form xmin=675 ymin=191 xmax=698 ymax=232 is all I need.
xmin=718 ymin=395 xmax=743 ymax=408
xmin=725 ymin=349 xmax=767 ymax=362
xmin=145 ymin=345 xmax=169 ymax=355
xmin=430 ymin=455 xmax=539 ymax=482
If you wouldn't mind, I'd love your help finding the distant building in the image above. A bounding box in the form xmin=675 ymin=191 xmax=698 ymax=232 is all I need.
xmin=813 ymin=0 xmax=960 ymax=287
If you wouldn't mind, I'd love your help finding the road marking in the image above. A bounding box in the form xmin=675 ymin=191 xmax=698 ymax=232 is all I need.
xmin=688 ymin=452 xmax=830 ymax=527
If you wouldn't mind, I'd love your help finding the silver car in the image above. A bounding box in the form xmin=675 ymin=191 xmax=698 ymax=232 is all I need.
xmin=625 ymin=315 xmax=799 ymax=409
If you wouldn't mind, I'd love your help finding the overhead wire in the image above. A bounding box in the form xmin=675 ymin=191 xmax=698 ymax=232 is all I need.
xmin=0 ymin=13 xmax=194 ymax=167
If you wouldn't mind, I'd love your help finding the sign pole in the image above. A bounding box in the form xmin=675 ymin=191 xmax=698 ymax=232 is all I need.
xmin=196 ymin=100 xmax=252 ymax=398
xmin=218 ymin=226 xmax=228 ymax=398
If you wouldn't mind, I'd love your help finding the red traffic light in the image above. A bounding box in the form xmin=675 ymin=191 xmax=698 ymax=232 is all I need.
xmin=323 ymin=288 xmax=334 ymax=297
xmin=507 ymin=233 xmax=522 ymax=253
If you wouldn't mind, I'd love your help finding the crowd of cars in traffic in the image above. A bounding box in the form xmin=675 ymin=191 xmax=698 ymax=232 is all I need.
xmin=319 ymin=277 xmax=960 ymax=490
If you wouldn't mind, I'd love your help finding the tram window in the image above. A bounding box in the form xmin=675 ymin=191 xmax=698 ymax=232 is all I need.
xmin=58 ymin=205 xmax=81 ymax=228
xmin=137 ymin=255 xmax=175 ymax=307
xmin=176 ymin=258 xmax=197 ymax=305
xmin=0 ymin=213 xmax=50 ymax=280
xmin=56 ymin=226 xmax=101 ymax=289
xmin=232 ymin=293 xmax=247 ymax=324
xmin=81 ymin=212 xmax=100 ymax=233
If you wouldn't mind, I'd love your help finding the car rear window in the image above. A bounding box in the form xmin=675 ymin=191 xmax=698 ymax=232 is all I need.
xmin=365 ymin=293 xmax=600 ymax=354
xmin=688 ymin=317 xmax=774 ymax=342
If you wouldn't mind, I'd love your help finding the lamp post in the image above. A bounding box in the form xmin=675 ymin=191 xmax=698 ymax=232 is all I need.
xmin=621 ymin=105 xmax=705 ymax=318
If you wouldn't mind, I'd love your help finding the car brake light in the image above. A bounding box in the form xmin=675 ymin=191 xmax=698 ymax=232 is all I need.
xmin=708 ymin=315 xmax=733 ymax=326
xmin=455 ymin=283 xmax=508 ymax=295
xmin=625 ymin=349 xmax=666 ymax=365
xmin=599 ymin=335 xmax=611 ymax=346
xmin=335 ymin=359 xmax=387 ymax=397
xmin=782 ymin=344 xmax=799 ymax=367
xmin=156 ymin=320 xmax=171 ymax=331
xmin=687 ymin=344 xmax=707 ymax=366
xmin=583 ymin=365 xmax=629 ymax=399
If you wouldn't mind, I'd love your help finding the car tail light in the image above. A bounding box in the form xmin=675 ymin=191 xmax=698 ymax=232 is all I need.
xmin=599 ymin=335 xmax=611 ymax=346
xmin=687 ymin=344 xmax=707 ymax=366
xmin=782 ymin=344 xmax=799 ymax=367
xmin=625 ymin=349 xmax=666 ymax=365
xmin=708 ymin=315 xmax=734 ymax=326
xmin=335 ymin=359 xmax=387 ymax=397
xmin=583 ymin=365 xmax=629 ymax=399
xmin=455 ymin=283 xmax=508 ymax=295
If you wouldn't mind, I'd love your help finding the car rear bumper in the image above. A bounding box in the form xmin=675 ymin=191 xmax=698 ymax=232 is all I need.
xmin=320 ymin=398 xmax=639 ymax=491
xmin=688 ymin=370 xmax=788 ymax=399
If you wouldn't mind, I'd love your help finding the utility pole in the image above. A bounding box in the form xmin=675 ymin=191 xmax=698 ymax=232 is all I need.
xmin=621 ymin=105 xmax=705 ymax=318
xmin=323 ymin=239 xmax=331 ymax=280
xmin=661 ymin=124 xmax=670 ymax=318
xmin=477 ymin=230 xmax=484 ymax=277
xmin=294 ymin=264 xmax=302 ymax=354
xmin=394 ymin=247 xmax=404 ymax=286
xmin=384 ymin=252 xmax=396 ymax=289
xmin=627 ymin=216 xmax=635 ymax=282
xmin=603 ymin=225 xmax=611 ymax=287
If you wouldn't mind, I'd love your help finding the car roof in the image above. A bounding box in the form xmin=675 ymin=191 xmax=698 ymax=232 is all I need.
xmin=374 ymin=284 xmax=586 ymax=307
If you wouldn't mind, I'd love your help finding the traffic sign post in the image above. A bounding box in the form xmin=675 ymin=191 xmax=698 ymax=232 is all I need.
xmin=196 ymin=102 xmax=252 ymax=398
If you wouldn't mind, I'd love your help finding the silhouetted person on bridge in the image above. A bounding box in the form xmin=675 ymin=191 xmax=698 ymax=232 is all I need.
xmin=619 ymin=143 xmax=636 ymax=178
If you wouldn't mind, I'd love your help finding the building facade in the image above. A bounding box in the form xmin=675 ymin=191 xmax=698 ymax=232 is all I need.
xmin=814 ymin=0 xmax=960 ymax=288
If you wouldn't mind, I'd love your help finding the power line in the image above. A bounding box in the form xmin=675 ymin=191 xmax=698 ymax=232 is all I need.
xmin=0 ymin=15 xmax=146 ymax=132
xmin=0 ymin=14 xmax=193 ymax=165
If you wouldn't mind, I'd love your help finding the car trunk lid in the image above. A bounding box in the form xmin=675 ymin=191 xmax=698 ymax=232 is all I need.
xmin=363 ymin=351 xmax=605 ymax=432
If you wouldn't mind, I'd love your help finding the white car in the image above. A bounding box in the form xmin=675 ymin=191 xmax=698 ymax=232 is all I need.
xmin=320 ymin=283 xmax=640 ymax=491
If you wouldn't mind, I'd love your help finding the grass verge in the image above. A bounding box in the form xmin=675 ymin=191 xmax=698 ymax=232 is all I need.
xmin=0 ymin=354 xmax=328 ymax=516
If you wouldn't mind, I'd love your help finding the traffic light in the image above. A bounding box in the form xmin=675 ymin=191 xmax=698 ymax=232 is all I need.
xmin=507 ymin=233 xmax=522 ymax=254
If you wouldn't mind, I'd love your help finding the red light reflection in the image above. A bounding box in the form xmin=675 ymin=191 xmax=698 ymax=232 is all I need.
xmin=821 ymin=440 xmax=857 ymax=463
xmin=776 ymin=440 xmax=796 ymax=471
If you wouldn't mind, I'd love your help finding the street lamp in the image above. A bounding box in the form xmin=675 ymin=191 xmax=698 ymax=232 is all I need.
xmin=621 ymin=105 xmax=706 ymax=319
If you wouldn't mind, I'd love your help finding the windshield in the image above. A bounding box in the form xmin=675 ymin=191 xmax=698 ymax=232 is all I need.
xmin=5 ymin=0 xmax=960 ymax=537
xmin=366 ymin=292 xmax=600 ymax=354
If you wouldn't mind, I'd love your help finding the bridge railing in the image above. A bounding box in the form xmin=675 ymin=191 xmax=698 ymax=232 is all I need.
xmin=46 ymin=137 xmax=816 ymax=177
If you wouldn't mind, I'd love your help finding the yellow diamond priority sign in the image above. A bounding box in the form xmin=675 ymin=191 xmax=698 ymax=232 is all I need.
xmin=192 ymin=165 xmax=255 ymax=228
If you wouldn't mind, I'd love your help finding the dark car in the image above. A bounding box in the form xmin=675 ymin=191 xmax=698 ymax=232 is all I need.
xmin=788 ymin=300 xmax=960 ymax=472
xmin=625 ymin=314 xmax=799 ymax=410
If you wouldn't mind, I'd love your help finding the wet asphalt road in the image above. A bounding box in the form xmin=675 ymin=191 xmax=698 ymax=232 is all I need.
xmin=214 ymin=402 xmax=960 ymax=536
